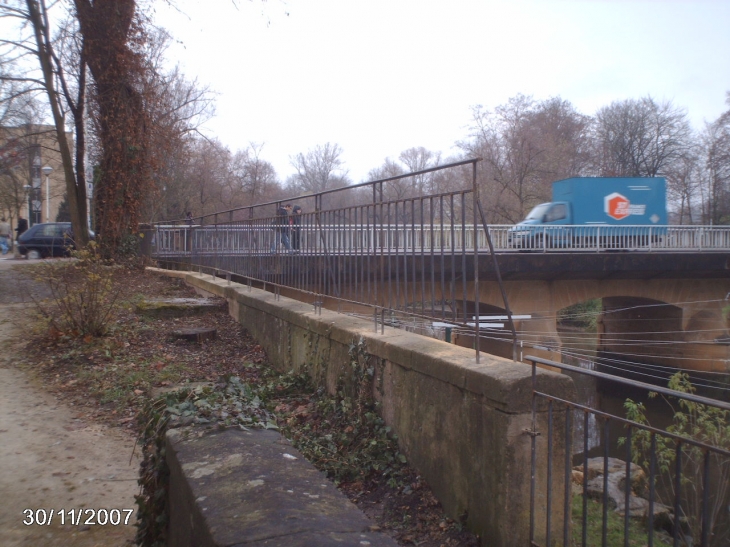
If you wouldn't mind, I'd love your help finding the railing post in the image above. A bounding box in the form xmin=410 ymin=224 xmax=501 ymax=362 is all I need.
xmin=472 ymin=160 xmax=480 ymax=364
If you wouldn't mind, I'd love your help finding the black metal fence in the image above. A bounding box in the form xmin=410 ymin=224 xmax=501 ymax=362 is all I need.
xmin=151 ymin=158 xmax=519 ymax=363
xmin=527 ymin=355 xmax=730 ymax=547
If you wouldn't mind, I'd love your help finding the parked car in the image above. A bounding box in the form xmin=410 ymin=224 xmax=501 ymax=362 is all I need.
xmin=17 ymin=222 xmax=93 ymax=259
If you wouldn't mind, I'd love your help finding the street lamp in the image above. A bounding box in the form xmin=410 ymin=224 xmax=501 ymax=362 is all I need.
xmin=42 ymin=165 xmax=52 ymax=222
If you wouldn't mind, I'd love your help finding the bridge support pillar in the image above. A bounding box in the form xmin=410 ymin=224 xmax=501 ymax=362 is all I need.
xmin=448 ymin=281 xmax=563 ymax=364
xmin=680 ymin=301 xmax=730 ymax=374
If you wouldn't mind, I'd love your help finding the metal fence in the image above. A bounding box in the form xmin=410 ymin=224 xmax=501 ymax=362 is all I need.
xmin=150 ymin=159 xmax=514 ymax=361
xmin=527 ymin=355 xmax=730 ymax=547
xmin=153 ymin=222 xmax=730 ymax=256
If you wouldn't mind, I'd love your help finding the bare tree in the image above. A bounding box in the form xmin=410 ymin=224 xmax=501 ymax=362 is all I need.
xmin=366 ymin=149 xmax=448 ymax=224
xmin=0 ymin=59 xmax=42 ymax=224
xmin=1 ymin=0 xmax=90 ymax=246
xmin=398 ymin=146 xmax=441 ymax=195
xmin=140 ymin=28 xmax=217 ymax=222
xmin=288 ymin=142 xmax=350 ymax=195
xmin=700 ymin=96 xmax=730 ymax=224
xmin=460 ymin=94 xmax=590 ymax=223
xmin=665 ymin=147 xmax=702 ymax=224
xmin=229 ymin=142 xmax=280 ymax=207
xmin=183 ymin=137 xmax=231 ymax=217
xmin=591 ymin=96 xmax=693 ymax=178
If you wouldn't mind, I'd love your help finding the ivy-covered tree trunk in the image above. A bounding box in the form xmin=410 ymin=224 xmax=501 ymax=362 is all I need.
xmin=73 ymin=0 xmax=150 ymax=258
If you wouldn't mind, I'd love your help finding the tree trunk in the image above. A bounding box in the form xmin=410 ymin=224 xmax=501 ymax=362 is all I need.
xmin=26 ymin=0 xmax=89 ymax=247
xmin=74 ymin=0 xmax=148 ymax=257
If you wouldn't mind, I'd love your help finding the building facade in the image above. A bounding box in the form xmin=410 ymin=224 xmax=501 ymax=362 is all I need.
xmin=0 ymin=124 xmax=73 ymax=226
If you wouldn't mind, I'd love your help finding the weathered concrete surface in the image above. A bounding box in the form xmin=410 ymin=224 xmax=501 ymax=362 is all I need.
xmin=166 ymin=427 xmax=398 ymax=547
xmin=149 ymin=268 xmax=576 ymax=547
xmin=172 ymin=327 xmax=217 ymax=344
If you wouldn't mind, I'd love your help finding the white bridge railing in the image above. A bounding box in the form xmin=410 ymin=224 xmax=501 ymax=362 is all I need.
xmin=150 ymin=224 xmax=730 ymax=256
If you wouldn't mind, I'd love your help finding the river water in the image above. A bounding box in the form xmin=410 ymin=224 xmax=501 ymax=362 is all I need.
xmin=557 ymin=326 xmax=699 ymax=458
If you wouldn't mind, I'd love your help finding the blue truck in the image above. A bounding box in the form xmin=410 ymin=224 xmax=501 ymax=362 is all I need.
xmin=507 ymin=177 xmax=667 ymax=249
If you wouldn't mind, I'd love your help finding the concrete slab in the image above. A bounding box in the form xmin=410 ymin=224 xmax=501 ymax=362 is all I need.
xmin=166 ymin=427 xmax=398 ymax=547
xmin=135 ymin=297 xmax=227 ymax=318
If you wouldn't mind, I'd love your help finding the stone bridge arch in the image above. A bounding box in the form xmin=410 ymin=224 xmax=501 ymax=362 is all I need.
xmin=464 ymin=278 xmax=730 ymax=372
xmin=322 ymin=273 xmax=729 ymax=374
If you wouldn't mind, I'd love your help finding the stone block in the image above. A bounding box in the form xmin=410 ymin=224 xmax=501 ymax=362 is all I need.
xmin=166 ymin=427 xmax=398 ymax=547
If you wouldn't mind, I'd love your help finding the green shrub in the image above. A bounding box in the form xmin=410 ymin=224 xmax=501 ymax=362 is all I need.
xmin=558 ymin=299 xmax=602 ymax=331
xmin=622 ymin=373 xmax=730 ymax=546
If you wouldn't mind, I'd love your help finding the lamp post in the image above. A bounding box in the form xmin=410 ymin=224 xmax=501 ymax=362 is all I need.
xmin=23 ymin=185 xmax=31 ymax=219
xmin=42 ymin=165 xmax=52 ymax=222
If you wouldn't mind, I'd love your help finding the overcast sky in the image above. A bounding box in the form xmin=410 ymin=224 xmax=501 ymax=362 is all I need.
xmin=154 ymin=0 xmax=730 ymax=183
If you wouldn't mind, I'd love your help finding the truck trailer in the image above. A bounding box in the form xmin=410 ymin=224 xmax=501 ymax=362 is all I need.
xmin=507 ymin=177 xmax=667 ymax=249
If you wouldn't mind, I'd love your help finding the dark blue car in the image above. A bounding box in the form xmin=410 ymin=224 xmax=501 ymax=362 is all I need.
xmin=18 ymin=222 xmax=93 ymax=259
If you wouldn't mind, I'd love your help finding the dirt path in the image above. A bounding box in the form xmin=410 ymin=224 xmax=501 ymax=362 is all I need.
xmin=0 ymin=258 xmax=140 ymax=546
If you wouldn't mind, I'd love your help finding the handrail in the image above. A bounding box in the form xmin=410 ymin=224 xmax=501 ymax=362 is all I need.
xmin=149 ymin=224 xmax=730 ymax=254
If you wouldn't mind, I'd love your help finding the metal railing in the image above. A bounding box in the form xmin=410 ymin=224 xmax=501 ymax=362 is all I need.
xmin=150 ymin=158 xmax=520 ymax=363
xmin=148 ymin=160 xmax=730 ymax=546
xmin=527 ymin=355 xmax=730 ymax=547
xmin=152 ymin=223 xmax=730 ymax=256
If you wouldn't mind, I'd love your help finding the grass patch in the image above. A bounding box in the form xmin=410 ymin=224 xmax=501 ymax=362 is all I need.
xmin=572 ymin=494 xmax=671 ymax=546
xmin=76 ymin=358 xmax=191 ymax=407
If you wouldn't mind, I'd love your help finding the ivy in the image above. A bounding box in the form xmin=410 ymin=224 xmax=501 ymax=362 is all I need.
xmin=278 ymin=338 xmax=409 ymax=488
xmin=135 ymin=376 xmax=278 ymax=547
xmin=135 ymin=340 xmax=411 ymax=545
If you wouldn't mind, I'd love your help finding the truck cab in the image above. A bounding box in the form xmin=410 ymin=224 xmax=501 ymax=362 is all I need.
xmin=508 ymin=201 xmax=572 ymax=247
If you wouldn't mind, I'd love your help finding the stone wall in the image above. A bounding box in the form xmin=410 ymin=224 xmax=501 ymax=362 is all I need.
xmin=150 ymin=269 xmax=576 ymax=546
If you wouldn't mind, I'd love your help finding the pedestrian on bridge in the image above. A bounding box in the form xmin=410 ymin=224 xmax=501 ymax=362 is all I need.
xmin=270 ymin=204 xmax=292 ymax=253
xmin=291 ymin=205 xmax=302 ymax=251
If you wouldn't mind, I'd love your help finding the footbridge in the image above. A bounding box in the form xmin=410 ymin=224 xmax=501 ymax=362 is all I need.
xmin=148 ymin=159 xmax=730 ymax=383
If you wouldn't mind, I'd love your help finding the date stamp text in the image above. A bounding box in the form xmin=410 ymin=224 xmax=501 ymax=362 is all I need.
xmin=22 ymin=508 xmax=134 ymax=526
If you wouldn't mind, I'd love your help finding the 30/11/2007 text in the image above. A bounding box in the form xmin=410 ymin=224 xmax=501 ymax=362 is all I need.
xmin=22 ymin=508 xmax=134 ymax=526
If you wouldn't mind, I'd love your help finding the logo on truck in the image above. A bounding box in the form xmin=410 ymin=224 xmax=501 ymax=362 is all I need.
xmin=604 ymin=192 xmax=646 ymax=220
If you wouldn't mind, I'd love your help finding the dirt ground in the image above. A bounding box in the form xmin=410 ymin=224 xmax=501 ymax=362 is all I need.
xmin=0 ymin=257 xmax=138 ymax=547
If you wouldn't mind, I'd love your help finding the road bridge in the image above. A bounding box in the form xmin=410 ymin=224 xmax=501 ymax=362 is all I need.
xmin=151 ymin=226 xmax=730 ymax=384
xmin=147 ymin=159 xmax=730 ymax=387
